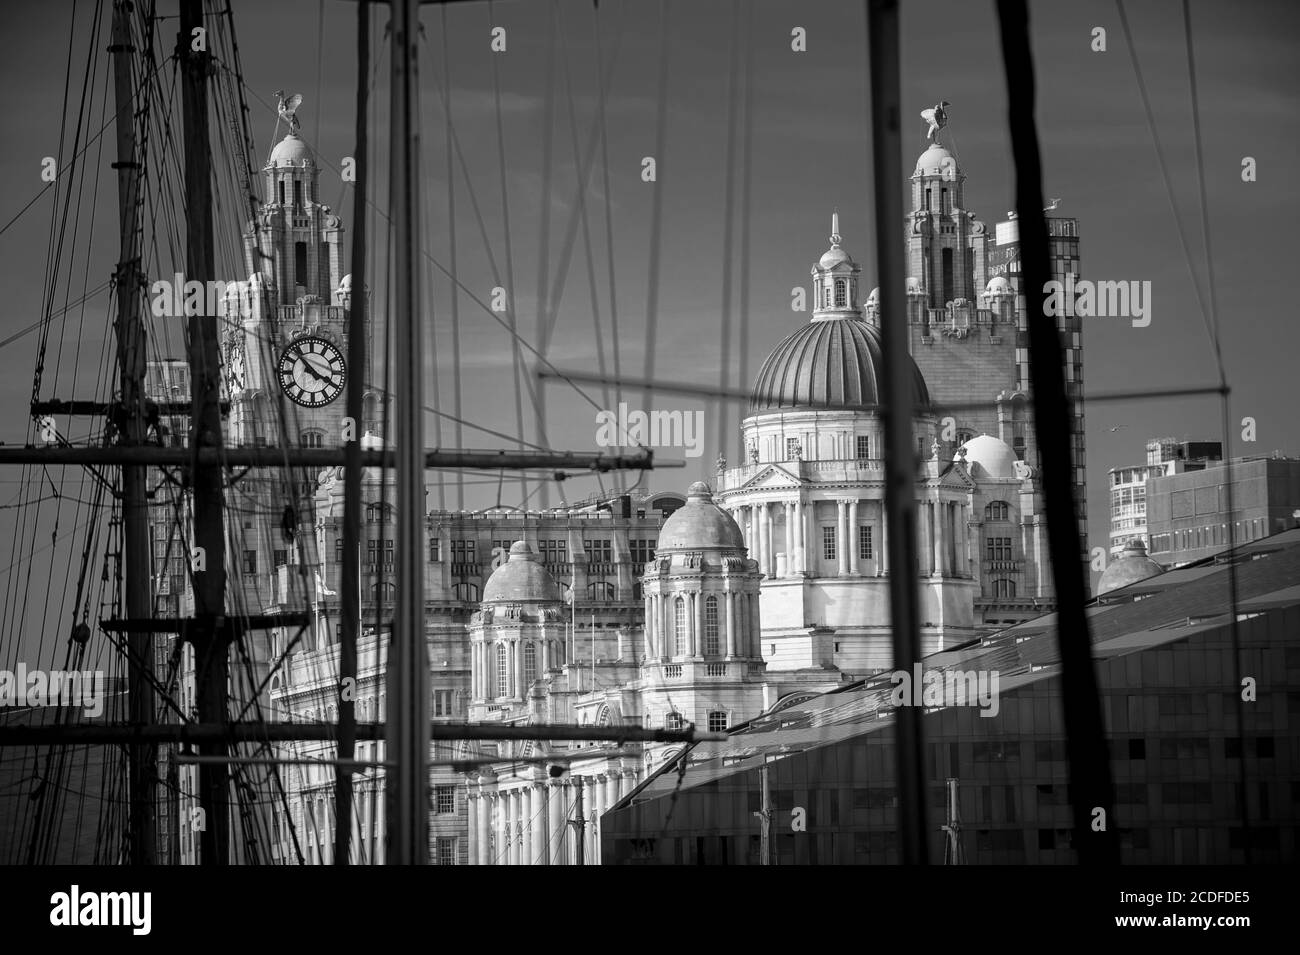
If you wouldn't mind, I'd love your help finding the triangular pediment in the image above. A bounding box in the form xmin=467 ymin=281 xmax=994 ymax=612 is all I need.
xmin=737 ymin=463 xmax=802 ymax=492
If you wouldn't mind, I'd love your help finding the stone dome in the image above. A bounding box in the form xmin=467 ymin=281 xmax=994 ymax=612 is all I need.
xmin=1097 ymin=538 xmax=1165 ymax=596
xmin=749 ymin=316 xmax=930 ymax=412
xmin=960 ymin=434 xmax=1020 ymax=480
xmin=482 ymin=540 xmax=562 ymax=603
xmin=818 ymin=245 xmax=853 ymax=270
xmin=986 ymin=276 xmax=1012 ymax=296
xmin=269 ymin=133 xmax=313 ymax=167
xmin=915 ymin=144 xmax=956 ymax=177
xmin=656 ymin=482 xmax=745 ymax=552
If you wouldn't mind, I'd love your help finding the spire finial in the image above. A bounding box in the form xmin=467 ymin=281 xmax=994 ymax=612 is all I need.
xmin=830 ymin=210 xmax=841 ymax=247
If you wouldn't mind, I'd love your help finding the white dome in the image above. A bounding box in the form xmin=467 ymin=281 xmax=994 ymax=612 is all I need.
xmin=915 ymin=144 xmax=956 ymax=177
xmin=986 ymin=276 xmax=1012 ymax=295
xmin=269 ymin=134 xmax=313 ymax=166
xmin=866 ymin=287 xmax=880 ymax=305
xmin=905 ymin=276 xmax=924 ymax=295
xmin=960 ymin=434 xmax=1020 ymax=480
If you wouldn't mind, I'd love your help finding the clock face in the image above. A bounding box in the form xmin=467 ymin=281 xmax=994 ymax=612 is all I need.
xmin=277 ymin=336 xmax=346 ymax=407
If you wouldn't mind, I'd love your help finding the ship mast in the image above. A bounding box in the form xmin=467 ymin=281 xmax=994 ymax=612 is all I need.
xmin=110 ymin=0 xmax=156 ymax=866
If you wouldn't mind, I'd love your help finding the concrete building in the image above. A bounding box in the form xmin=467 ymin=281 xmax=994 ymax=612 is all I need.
xmin=1147 ymin=455 xmax=1300 ymax=567
xmin=1108 ymin=437 xmax=1223 ymax=558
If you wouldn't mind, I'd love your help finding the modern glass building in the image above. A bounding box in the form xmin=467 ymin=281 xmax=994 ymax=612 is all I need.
xmin=602 ymin=529 xmax=1300 ymax=864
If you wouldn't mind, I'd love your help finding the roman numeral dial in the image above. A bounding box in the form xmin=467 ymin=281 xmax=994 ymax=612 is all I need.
xmin=277 ymin=336 xmax=346 ymax=407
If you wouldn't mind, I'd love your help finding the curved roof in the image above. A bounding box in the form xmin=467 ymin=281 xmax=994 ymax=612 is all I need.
xmin=1098 ymin=539 xmax=1165 ymax=596
xmin=269 ymin=133 xmax=313 ymax=167
xmin=960 ymin=434 xmax=1020 ymax=480
xmin=914 ymin=144 xmax=956 ymax=177
xmin=749 ymin=316 xmax=930 ymax=413
xmin=482 ymin=540 xmax=563 ymax=603
xmin=657 ymin=482 xmax=745 ymax=552
xmin=818 ymin=245 xmax=854 ymax=270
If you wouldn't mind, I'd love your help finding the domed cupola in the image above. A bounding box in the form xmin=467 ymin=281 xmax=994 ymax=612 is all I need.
xmin=1097 ymin=538 xmax=1165 ymax=598
xmin=482 ymin=541 xmax=563 ymax=603
xmin=748 ymin=218 xmax=930 ymax=413
xmin=657 ymin=482 xmax=745 ymax=553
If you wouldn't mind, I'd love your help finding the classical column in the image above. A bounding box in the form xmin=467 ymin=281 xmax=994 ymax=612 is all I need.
xmin=591 ymin=776 xmax=606 ymax=865
xmin=765 ymin=504 xmax=776 ymax=578
xmin=659 ymin=595 xmax=669 ymax=660
xmin=749 ymin=591 xmax=761 ymax=657
xmin=783 ymin=502 xmax=794 ymax=576
xmin=502 ymin=790 xmax=514 ymax=865
xmin=516 ymin=637 xmax=527 ymax=699
xmin=605 ymin=772 xmax=620 ymax=812
xmin=919 ymin=501 xmax=932 ymax=576
xmin=848 ymin=499 xmax=860 ymax=575
xmin=619 ymin=770 xmax=635 ymax=800
xmin=467 ymin=792 xmax=478 ymax=866
xmin=693 ymin=590 xmax=704 ymax=657
xmin=532 ymin=784 xmax=548 ymax=866
xmin=643 ymin=595 xmax=654 ymax=657
xmin=837 ymin=500 xmax=849 ymax=576
xmin=933 ymin=499 xmax=945 ymax=577
xmin=725 ymin=589 xmax=736 ymax=658
xmin=790 ymin=501 xmax=800 ymax=574
xmin=478 ymin=791 xmax=492 ymax=865
xmin=880 ymin=502 xmax=890 ymax=576
xmin=548 ymin=780 xmax=565 ymax=865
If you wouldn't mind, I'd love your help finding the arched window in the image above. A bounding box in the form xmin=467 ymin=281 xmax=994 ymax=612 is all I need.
xmin=834 ymin=279 xmax=847 ymax=307
xmin=587 ymin=581 xmax=615 ymax=601
xmin=665 ymin=711 xmax=684 ymax=731
xmin=452 ymin=582 xmax=479 ymax=603
xmin=371 ymin=582 xmax=395 ymax=603
xmin=956 ymin=429 xmax=974 ymax=446
xmin=496 ymin=644 xmax=508 ymax=697
xmin=985 ymin=501 xmax=1010 ymax=521
xmin=703 ymin=596 xmax=719 ymax=656
xmin=674 ymin=597 xmax=687 ymax=656
xmin=523 ymin=643 xmax=537 ymax=685
xmin=300 ymin=429 xmax=325 ymax=448
xmin=993 ymin=579 xmax=1016 ymax=599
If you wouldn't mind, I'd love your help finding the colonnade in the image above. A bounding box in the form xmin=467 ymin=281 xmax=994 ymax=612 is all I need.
xmin=470 ymin=634 xmax=563 ymax=700
xmin=467 ymin=768 xmax=640 ymax=865
xmin=641 ymin=589 xmax=757 ymax=660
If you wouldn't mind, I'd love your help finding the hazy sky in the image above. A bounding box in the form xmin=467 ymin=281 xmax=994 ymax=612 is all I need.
xmin=1 ymin=0 xmax=1297 ymax=648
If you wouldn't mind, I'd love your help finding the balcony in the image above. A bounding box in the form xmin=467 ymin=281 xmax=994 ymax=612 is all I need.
xmin=986 ymin=559 xmax=1022 ymax=572
xmin=663 ymin=665 xmax=683 ymax=679
xmin=586 ymin=562 xmax=615 ymax=576
xmin=451 ymin=562 xmax=480 ymax=577
xmin=705 ymin=663 xmax=727 ymax=677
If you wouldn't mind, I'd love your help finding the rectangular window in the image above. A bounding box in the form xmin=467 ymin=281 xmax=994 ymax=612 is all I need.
xmin=434 ymin=837 xmax=456 ymax=866
xmin=294 ymin=179 xmax=304 ymax=207
xmin=855 ymin=435 xmax=870 ymax=460
xmin=273 ymin=549 xmax=288 ymax=567
xmin=708 ymin=711 xmax=728 ymax=733
xmin=985 ymin=537 xmax=1012 ymax=561
xmin=243 ymin=550 xmax=257 ymax=575
xmin=435 ymin=785 xmax=456 ymax=814
xmin=335 ymin=538 xmax=345 ymax=563
xmin=823 ymin=526 xmax=837 ymax=561
xmin=294 ymin=241 xmax=307 ymax=287
xmin=786 ymin=437 xmax=800 ymax=460
xmin=858 ymin=525 xmax=873 ymax=561
xmin=428 ymin=537 xmax=440 ymax=562
xmin=433 ymin=689 xmax=454 ymax=717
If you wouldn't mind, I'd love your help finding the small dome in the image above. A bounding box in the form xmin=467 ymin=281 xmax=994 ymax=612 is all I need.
xmin=339 ymin=274 xmax=352 ymax=289
xmin=1097 ymin=539 xmax=1164 ymax=596
xmin=960 ymin=434 xmax=1019 ymax=480
xmin=866 ymin=287 xmax=880 ymax=306
xmin=915 ymin=144 xmax=956 ymax=177
xmin=750 ymin=316 xmax=929 ymax=412
xmin=906 ymin=276 xmax=924 ymax=295
xmin=986 ymin=276 xmax=1012 ymax=295
xmin=818 ymin=246 xmax=853 ymax=270
xmin=482 ymin=541 xmax=562 ymax=603
xmin=657 ymin=484 xmax=745 ymax=552
xmin=269 ymin=133 xmax=313 ymax=167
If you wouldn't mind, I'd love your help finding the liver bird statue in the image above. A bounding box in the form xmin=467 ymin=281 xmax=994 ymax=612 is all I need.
xmin=920 ymin=101 xmax=951 ymax=142
xmin=274 ymin=90 xmax=303 ymax=131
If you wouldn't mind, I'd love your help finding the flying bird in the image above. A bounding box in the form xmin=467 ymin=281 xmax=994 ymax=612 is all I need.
xmin=274 ymin=90 xmax=303 ymax=131
xmin=1108 ymin=426 xmax=1127 ymax=432
xmin=1044 ymin=197 xmax=1062 ymax=211
xmin=920 ymin=101 xmax=951 ymax=142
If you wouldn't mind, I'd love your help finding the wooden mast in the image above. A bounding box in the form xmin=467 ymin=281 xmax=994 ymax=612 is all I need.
xmin=179 ymin=0 xmax=230 ymax=866
xmin=111 ymin=0 xmax=156 ymax=866
xmin=385 ymin=0 xmax=430 ymax=864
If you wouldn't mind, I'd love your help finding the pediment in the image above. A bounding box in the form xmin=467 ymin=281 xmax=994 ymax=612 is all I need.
xmin=736 ymin=463 xmax=802 ymax=492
